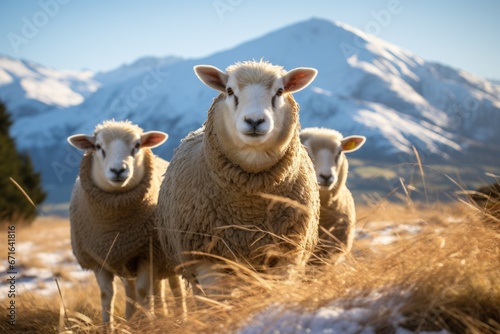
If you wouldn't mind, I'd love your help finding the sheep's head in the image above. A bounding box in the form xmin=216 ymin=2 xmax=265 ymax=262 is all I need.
xmin=195 ymin=60 xmax=317 ymax=172
xmin=68 ymin=120 xmax=168 ymax=192
xmin=300 ymin=128 xmax=365 ymax=191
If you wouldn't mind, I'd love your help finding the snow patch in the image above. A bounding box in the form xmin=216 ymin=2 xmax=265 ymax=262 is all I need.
xmin=0 ymin=68 xmax=13 ymax=85
xmin=0 ymin=241 xmax=92 ymax=298
xmin=239 ymin=288 xmax=449 ymax=334
xmin=21 ymin=77 xmax=84 ymax=107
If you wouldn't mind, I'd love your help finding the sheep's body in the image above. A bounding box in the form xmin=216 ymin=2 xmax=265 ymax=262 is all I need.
xmin=316 ymin=172 xmax=356 ymax=258
xmin=68 ymin=120 xmax=183 ymax=329
xmin=156 ymin=61 xmax=320 ymax=293
xmin=300 ymin=127 xmax=365 ymax=263
xmin=159 ymin=97 xmax=318 ymax=269
xmin=70 ymin=149 xmax=169 ymax=276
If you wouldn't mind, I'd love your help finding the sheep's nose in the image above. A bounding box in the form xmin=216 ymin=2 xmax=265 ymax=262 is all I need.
xmin=110 ymin=166 xmax=127 ymax=177
xmin=319 ymin=174 xmax=333 ymax=185
xmin=244 ymin=117 xmax=265 ymax=131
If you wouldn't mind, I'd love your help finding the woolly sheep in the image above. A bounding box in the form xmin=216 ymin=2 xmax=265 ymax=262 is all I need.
xmin=156 ymin=60 xmax=320 ymax=298
xmin=300 ymin=127 xmax=365 ymax=263
xmin=68 ymin=120 xmax=184 ymax=329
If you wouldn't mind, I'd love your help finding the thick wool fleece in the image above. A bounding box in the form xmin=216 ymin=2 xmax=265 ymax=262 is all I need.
xmin=157 ymin=94 xmax=320 ymax=276
xmin=70 ymin=149 xmax=172 ymax=278
xmin=314 ymin=155 xmax=356 ymax=260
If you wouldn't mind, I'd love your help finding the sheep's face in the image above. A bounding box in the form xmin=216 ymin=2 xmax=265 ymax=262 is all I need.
xmin=194 ymin=61 xmax=317 ymax=172
xmin=305 ymin=142 xmax=344 ymax=191
xmin=223 ymin=78 xmax=282 ymax=146
xmin=92 ymin=133 xmax=142 ymax=191
xmin=301 ymin=129 xmax=366 ymax=191
xmin=68 ymin=121 xmax=168 ymax=192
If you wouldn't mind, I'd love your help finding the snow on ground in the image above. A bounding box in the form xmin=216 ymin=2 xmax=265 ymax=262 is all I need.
xmin=239 ymin=291 xmax=450 ymax=334
xmin=0 ymin=237 xmax=92 ymax=297
xmin=356 ymin=219 xmax=424 ymax=246
xmin=240 ymin=302 xmax=450 ymax=334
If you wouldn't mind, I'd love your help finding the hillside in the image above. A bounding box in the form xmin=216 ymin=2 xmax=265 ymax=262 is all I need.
xmin=0 ymin=55 xmax=99 ymax=119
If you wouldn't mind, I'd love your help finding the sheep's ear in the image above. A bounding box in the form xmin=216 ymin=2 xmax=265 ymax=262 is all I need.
xmin=283 ymin=68 xmax=318 ymax=93
xmin=140 ymin=131 xmax=168 ymax=148
xmin=194 ymin=65 xmax=228 ymax=92
xmin=341 ymin=136 xmax=366 ymax=153
xmin=67 ymin=134 xmax=95 ymax=151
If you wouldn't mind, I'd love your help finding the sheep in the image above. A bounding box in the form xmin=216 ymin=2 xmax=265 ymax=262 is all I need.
xmin=155 ymin=60 xmax=320 ymax=299
xmin=67 ymin=120 xmax=184 ymax=329
xmin=299 ymin=127 xmax=366 ymax=263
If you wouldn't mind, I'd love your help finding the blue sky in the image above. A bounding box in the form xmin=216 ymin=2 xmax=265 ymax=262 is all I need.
xmin=0 ymin=0 xmax=499 ymax=79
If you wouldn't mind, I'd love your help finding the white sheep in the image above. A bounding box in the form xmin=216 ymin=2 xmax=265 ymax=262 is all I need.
xmin=155 ymin=60 xmax=320 ymax=300
xmin=299 ymin=127 xmax=365 ymax=263
xmin=67 ymin=120 xmax=184 ymax=329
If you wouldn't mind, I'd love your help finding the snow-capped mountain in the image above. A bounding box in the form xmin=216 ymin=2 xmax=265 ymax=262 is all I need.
xmin=2 ymin=18 xmax=500 ymax=206
xmin=0 ymin=55 xmax=100 ymax=119
xmin=93 ymin=55 xmax=184 ymax=86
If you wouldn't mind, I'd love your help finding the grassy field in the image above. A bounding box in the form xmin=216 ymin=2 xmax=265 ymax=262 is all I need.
xmin=348 ymin=158 xmax=500 ymax=205
xmin=0 ymin=199 xmax=498 ymax=334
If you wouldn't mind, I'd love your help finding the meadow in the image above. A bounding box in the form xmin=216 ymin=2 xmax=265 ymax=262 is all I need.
xmin=1 ymin=196 xmax=498 ymax=334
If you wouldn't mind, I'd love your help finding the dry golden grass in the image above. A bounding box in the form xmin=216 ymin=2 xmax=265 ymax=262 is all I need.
xmin=1 ymin=200 xmax=498 ymax=334
xmin=145 ymin=202 xmax=499 ymax=334
xmin=0 ymin=216 xmax=68 ymax=241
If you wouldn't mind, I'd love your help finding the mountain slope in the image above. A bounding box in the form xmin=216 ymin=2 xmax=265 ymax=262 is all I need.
xmin=0 ymin=55 xmax=100 ymax=119
xmin=3 ymin=18 xmax=500 ymax=206
xmin=93 ymin=55 xmax=184 ymax=86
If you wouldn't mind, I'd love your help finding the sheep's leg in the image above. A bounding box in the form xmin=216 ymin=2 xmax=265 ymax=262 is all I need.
xmin=122 ymin=278 xmax=136 ymax=319
xmin=135 ymin=261 xmax=154 ymax=317
xmin=153 ymin=278 xmax=167 ymax=317
xmin=193 ymin=263 xmax=227 ymax=308
xmin=271 ymin=258 xmax=305 ymax=283
xmin=95 ymin=269 xmax=115 ymax=330
xmin=167 ymin=275 xmax=187 ymax=317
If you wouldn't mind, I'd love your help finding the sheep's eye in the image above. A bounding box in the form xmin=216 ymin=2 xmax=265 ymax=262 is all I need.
xmin=276 ymin=88 xmax=284 ymax=96
xmin=226 ymin=87 xmax=239 ymax=108
xmin=131 ymin=142 xmax=141 ymax=156
xmin=95 ymin=144 xmax=106 ymax=158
